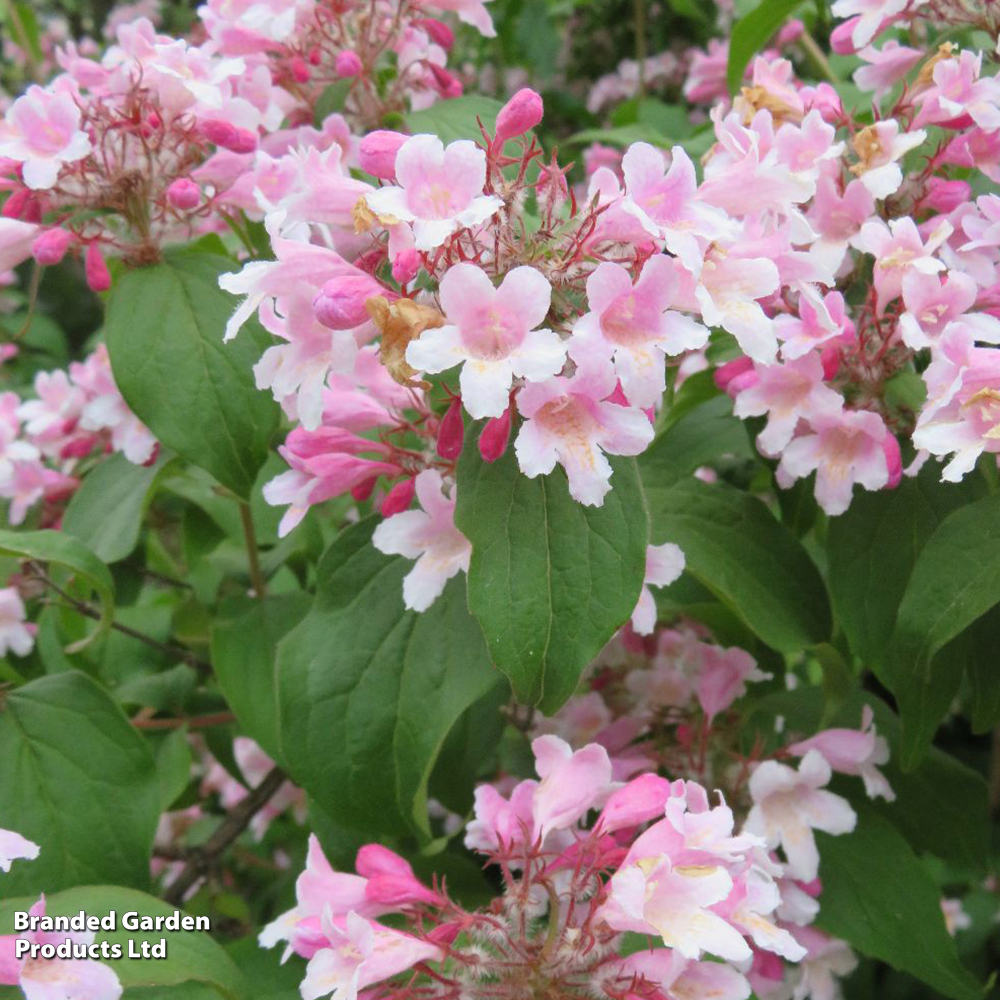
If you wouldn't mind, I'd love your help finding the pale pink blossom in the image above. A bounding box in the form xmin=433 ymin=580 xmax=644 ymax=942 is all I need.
xmin=0 ymin=587 xmax=35 ymax=658
xmin=853 ymin=216 xmax=951 ymax=313
xmin=788 ymin=706 xmax=894 ymax=801
xmin=0 ymin=824 xmax=39 ymax=872
xmin=301 ymin=910 xmax=442 ymax=1000
xmin=406 ymin=264 xmax=564 ymax=419
xmin=849 ymin=120 xmax=926 ymax=199
xmin=0 ymin=218 xmax=40 ymax=273
xmin=831 ymin=0 xmax=923 ymax=48
xmin=617 ymin=948 xmax=751 ymax=1000
xmin=0 ymin=86 xmax=91 ymax=190
xmin=734 ymin=353 xmax=845 ymax=455
xmin=853 ymin=40 xmax=922 ymax=97
xmin=806 ymin=177 xmax=875 ymax=275
xmin=941 ymin=898 xmax=971 ymax=936
xmin=631 ymin=542 xmax=685 ymax=635
xmin=776 ymin=290 xmax=855 ymax=361
xmin=464 ymin=779 xmax=536 ymax=854
xmin=778 ymin=407 xmax=894 ymax=515
xmin=788 ymin=926 xmax=858 ymax=1000
xmin=696 ymin=645 xmax=771 ymax=721
xmin=371 ymin=470 xmax=470 ymax=612
xmin=419 ymin=0 xmax=496 ymax=37
xmin=530 ymin=735 xmax=613 ymax=840
xmin=514 ymin=342 xmax=654 ymax=506
xmin=0 ymin=897 xmax=123 ymax=1000
xmin=898 ymin=270 xmax=986 ymax=350
xmin=914 ymin=51 xmax=1000 ymax=132
xmin=746 ymin=750 xmax=857 ymax=881
xmin=364 ymin=135 xmax=502 ymax=250
xmin=571 ymin=256 xmax=707 ymax=409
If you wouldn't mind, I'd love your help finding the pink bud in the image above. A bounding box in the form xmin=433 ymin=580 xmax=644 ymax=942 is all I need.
xmin=85 ymin=244 xmax=111 ymax=292
xmin=414 ymin=18 xmax=454 ymax=50
xmin=357 ymin=843 xmax=443 ymax=908
xmin=428 ymin=922 xmax=461 ymax=947
xmin=883 ymin=433 xmax=902 ymax=489
xmin=202 ymin=120 xmax=258 ymax=153
xmin=391 ymin=248 xmax=420 ymax=285
xmin=358 ymin=130 xmax=409 ymax=180
xmin=31 ymin=227 xmax=72 ymax=266
xmin=313 ymin=274 xmax=383 ymax=330
xmin=495 ymin=88 xmax=544 ymax=144
xmin=356 ymin=844 xmax=413 ymax=879
xmin=308 ymin=46 xmax=322 ymax=65
xmin=436 ymin=397 xmax=464 ymax=460
xmin=713 ymin=356 xmax=756 ymax=396
xmin=479 ymin=405 xmax=512 ymax=462
xmin=2 ymin=188 xmax=31 ymax=220
xmin=598 ymin=774 xmax=672 ymax=834
xmin=380 ymin=477 xmax=416 ymax=516
xmin=429 ymin=64 xmax=462 ymax=99
xmin=351 ymin=476 xmax=377 ymax=502
xmin=335 ymin=50 xmax=363 ymax=78
xmin=166 ymin=178 xmax=200 ymax=210
xmin=230 ymin=128 xmax=259 ymax=154
xmin=290 ymin=55 xmax=311 ymax=83
xmin=776 ymin=18 xmax=804 ymax=45
xmin=820 ymin=344 xmax=840 ymax=381
xmin=830 ymin=18 xmax=860 ymax=54
xmin=923 ymin=177 xmax=970 ymax=213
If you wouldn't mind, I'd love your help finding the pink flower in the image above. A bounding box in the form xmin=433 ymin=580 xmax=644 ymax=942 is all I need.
xmin=0 ymin=587 xmax=36 ymax=658
xmin=734 ymin=353 xmax=845 ymax=456
xmin=419 ymin=0 xmax=496 ymax=37
xmin=598 ymin=773 xmax=673 ymax=834
xmin=371 ymin=470 xmax=471 ymax=612
xmin=631 ymin=542 xmax=685 ymax=635
xmin=806 ymin=177 xmax=875 ymax=275
xmin=694 ymin=250 xmax=781 ymax=363
xmin=914 ymin=51 xmax=1000 ymax=132
xmin=788 ymin=706 xmax=895 ymax=801
xmin=530 ymin=735 xmax=613 ymax=840
xmin=0 ymin=218 xmax=39 ymax=273
xmin=464 ymin=779 xmax=537 ymax=854
xmin=830 ymin=0 xmax=922 ymax=48
xmin=849 ymin=120 xmax=926 ymax=199
xmin=853 ymin=216 xmax=951 ymax=314
xmin=0 ymin=86 xmax=92 ymax=190
xmin=364 ymin=135 xmax=502 ymax=250
xmin=777 ymin=407 xmax=893 ymax=515
xmin=853 ymin=41 xmax=922 ymax=97
xmin=898 ymin=270 xmax=982 ymax=350
xmin=572 ymin=256 xmax=707 ymax=409
xmin=0 ymin=897 xmax=123 ymax=1000
xmin=621 ymin=143 xmax=734 ymax=271
xmin=696 ymin=645 xmax=770 ymax=721
xmin=301 ymin=910 xmax=442 ymax=1000
xmin=495 ymin=88 xmax=544 ymax=143
xmin=775 ymin=291 xmax=854 ymax=361
xmin=356 ymin=845 xmax=443 ymax=908
xmin=617 ymin=949 xmax=751 ymax=1000
xmin=265 ymin=427 xmax=400 ymax=537
xmin=913 ymin=324 xmax=1000 ymax=481
xmin=514 ymin=342 xmax=654 ymax=506
xmin=406 ymin=263 xmax=564 ymax=419
xmin=787 ymin=926 xmax=858 ymax=1000
xmin=602 ymin=856 xmax=751 ymax=962
xmin=745 ymin=750 xmax=857 ymax=881
xmin=0 ymin=824 xmax=39 ymax=872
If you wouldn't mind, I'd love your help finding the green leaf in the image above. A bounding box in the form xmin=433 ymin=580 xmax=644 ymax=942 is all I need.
xmin=727 ymin=0 xmax=803 ymax=94
xmin=105 ymin=250 xmax=280 ymax=499
xmin=567 ymin=124 xmax=670 ymax=149
xmin=276 ymin=518 xmax=502 ymax=838
xmin=882 ymin=492 xmax=1000 ymax=767
xmin=63 ymin=454 xmax=170 ymax=563
xmin=455 ymin=443 xmax=648 ymax=713
xmin=0 ymin=886 xmax=246 ymax=1000
xmin=314 ymin=79 xmax=353 ymax=125
xmin=963 ymin=603 xmax=1000 ymax=733
xmin=0 ymin=528 xmax=114 ymax=652
xmin=827 ymin=465 xmax=974 ymax=666
xmin=640 ymin=476 xmax=830 ymax=651
xmin=0 ymin=672 xmax=160 ymax=894
xmin=154 ymin=726 xmax=193 ymax=810
xmin=404 ymin=96 xmax=503 ymax=145
xmin=816 ymin=809 xmax=983 ymax=1000
xmin=211 ymin=591 xmax=312 ymax=764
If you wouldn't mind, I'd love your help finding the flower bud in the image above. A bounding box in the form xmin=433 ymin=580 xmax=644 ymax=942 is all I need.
xmin=2 ymin=188 xmax=32 ymax=220
xmin=495 ymin=88 xmax=544 ymax=144
xmin=166 ymin=178 xmax=200 ymax=210
xmin=713 ymin=356 xmax=756 ymax=396
xmin=335 ymin=50 xmax=363 ymax=78
xmin=820 ymin=344 xmax=840 ymax=381
xmin=290 ymin=55 xmax=311 ymax=83
xmin=391 ymin=248 xmax=420 ymax=286
xmin=436 ymin=397 xmax=464 ymax=460
xmin=313 ymin=274 xmax=383 ymax=330
xmin=830 ymin=19 xmax=859 ymax=54
xmin=85 ymin=244 xmax=111 ymax=293
xmin=31 ymin=227 xmax=72 ymax=266
xmin=479 ymin=405 xmax=512 ymax=463
xmin=308 ymin=46 xmax=322 ymax=65
xmin=883 ymin=433 xmax=902 ymax=489
xmin=351 ymin=476 xmax=377 ymax=502
xmin=776 ymin=18 xmax=804 ymax=45
xmin=202 ymin=120 xmax=258 ymax=153
xmin=358 ymin=130 xmax=409 ymax=180
xmin=414 ymin=18 xmax=454 ymax=50
xmin=429 ymin=64 xmax=462 ymax=99
xmin=380 ymin=477 xmax=415 ymax=516
xmin=924 ymin=177 xmax=970 ymax=213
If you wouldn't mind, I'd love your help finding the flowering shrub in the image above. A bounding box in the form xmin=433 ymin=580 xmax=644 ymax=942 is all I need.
xmin=0 ymin=0 xmax=998 ymax=999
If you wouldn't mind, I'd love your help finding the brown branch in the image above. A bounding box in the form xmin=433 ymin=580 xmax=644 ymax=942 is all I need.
xmin=131 ymin=711 xmax=235 ymax=730
xmin=163 ymin=766 xmax=286 ymax=905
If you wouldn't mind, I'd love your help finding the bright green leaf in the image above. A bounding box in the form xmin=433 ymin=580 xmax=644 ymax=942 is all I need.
xmin=727 ymin=0 xmax=804 ymax=94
